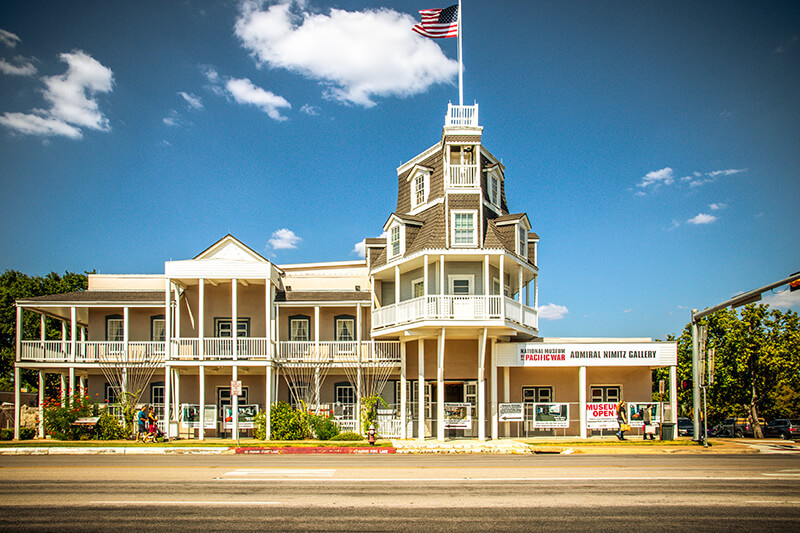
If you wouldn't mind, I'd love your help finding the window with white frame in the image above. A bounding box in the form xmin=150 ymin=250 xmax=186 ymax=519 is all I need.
xmin=151 ymin=316 xmax=165 ymax=342
xmin=449 ymin=275 xmax=474 ymax=295
xmin=488 ymin=173 xmax=500 ymax=206
xmin=106 ymin=315 xmax=123 ymax=342
xmin=214 ymin=318 xmax=250 ymax=337
xmin=412 ymin=171 xmax=429 ymax=208
xmin=335 ymin=315 xmax=355 ymax=342
xmin=492 ymin=277 xmax=510 ymax=297
xmin=590 ymin=385 xmax=621 ymax=403
xmin=522 ymin=386 xmax=553 ymax=403
xmin=412 ymin=278 xmax=424 ymax=299
xmin=335 ymin=383 xmax=355 ymax=405
xmin=289 ymin=316 xmax=310 ymax=342
xmin=518 ymin=225 xmax=527 ymax=257
xmin=390 ymin=225 xmax=402 ymax=258
xmin=451 ymin=210 xmax=477 ymax=246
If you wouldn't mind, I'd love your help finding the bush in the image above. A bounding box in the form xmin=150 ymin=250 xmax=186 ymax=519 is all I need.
xmin=0 ymin=428 xmax=35 ymax=440
xmin=42 ymin=391 xmax=99 ymax=440
xmin=97 ymin=412 xmax=126 ymax=440
xmin=330 ymin=431 xmax=364 ymax=441
xmin=254 ymin=411 xmax=267 ymax=440
xmin=308 ymin=414 xmax=340 ymax=441
xmin=269 ymin=401 xmax=310 ymax=440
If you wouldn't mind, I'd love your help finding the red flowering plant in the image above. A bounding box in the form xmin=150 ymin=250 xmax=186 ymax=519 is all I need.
xmin=42 ymin=390 xmax=100 ymax=440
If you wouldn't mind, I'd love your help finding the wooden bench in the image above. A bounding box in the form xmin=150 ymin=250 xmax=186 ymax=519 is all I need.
xmin=72 ymin=416 xmax=101 ymax=427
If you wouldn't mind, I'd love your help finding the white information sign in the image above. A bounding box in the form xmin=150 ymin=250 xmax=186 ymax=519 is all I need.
xmin=629 ymin=403 xmax=661 ymax=428
xmin=443 ymin=403 xmax=472 ymax=429
xmin=532 ymin=403 xmax=570 ymax=428
xmin=230 ymin=380 xmax=243 ymax=396
xmin=586 ymin=402 xmax=619 ymax=430
xmin=180 ymin=404 xmax=217 ymax=429
xmin=499 ymin=403 xmax=524 ymax=422
xmin=223 ymin=404 xmax=259 ymax=430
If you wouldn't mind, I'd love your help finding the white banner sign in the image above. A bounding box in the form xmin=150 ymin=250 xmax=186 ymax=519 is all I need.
xmin=533 ymin=403 xmax=570 ymax=428
xmin=586 ymin=402 xmax=619 ymax=429
xmin=499 ymin=403 xmax=524 ymax=422
xmin=629 ymin=403 xmax=661 ymax=428
xmin=495 ymin=342 xmax=677 ymax=368
xmin=444 ymin=403 xmax=472 ymax=429
xmin=180 ymin=404 xmax=217 ymax=429
xmin=223 ymin=404 xmax=260 ymax=430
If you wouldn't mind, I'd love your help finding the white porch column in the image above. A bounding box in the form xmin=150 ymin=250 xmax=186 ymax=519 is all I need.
xmin=423 ymin=254 xmax=429 ymax=297
xmin=503 ymin=367 xmax=510 ymax=437
xmin=164 ymin=364 xmax=171 ymax=425
xmin=265 ymin=363 xmax=272 ymax=440
xmin=61 ymin=320 xmax=67 ymax=357
xmin=40 ymin=314 xmax=46 ymax=344
xmin=314 ymin=305 xmax=320 ymax=410
xmin=491 ymin=338 xmax=498 ymax=440
xmin=38 ymin=371 xmax=45 ymax=438
xmin=534 ymin=276 xmax=539 ymax=308
xmin=199 ymin=278 xmax=205 ymax=361
xmin=199 ymin=366 xmax=205 ymax=441
xmin=499 ymin=255 xmax=505 ymax=317
xmin=439 ymin=255 xmax=445 ymax=296
xmin=68 ymin=367 xmax=75 ymax=402
xmin=517 ymin=269 xmax=524 ymax=323
xmin=13 ymin=367 xmax=21 ymax=440
xmin=418 ymin=339 xmax=425 ymax=441
xmin=60 ymin=373 xmax=66 ymax=403
xmin=483 ymin=255 xmax=490 ymax=316
xmin=232 ymin=279 xmax=238 ymax=361
xmin=670 ymin=365 xmax=678 ymax=424
xmin=165 ymin=278 xmax=172 ymax=363
xmin=437 ymin=327 xmax=446 ymax=441
xmin=231 ymin=365 xmax=238 ymax=441
xmin=78 ymin=375 xmax=85 ymax=396
xmin=394 ymin=266 xmax=400 ymax=309
xmin=579 ymin=366 xmax=587 ymax=438
xmin=70 ymin=307 xmax=77 ymax=362
xmin=400 ymin=340 xmax=407 ymax=439
xmin=173 ymin=369 xmax=181 ymax=425
xmin=356 ymin=303 xmax=362 ymax=355
xmin=478 ymin=327 xmax=487 ymax=441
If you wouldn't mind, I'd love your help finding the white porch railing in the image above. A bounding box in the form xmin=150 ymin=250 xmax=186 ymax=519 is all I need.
xmin=372 ymin=295 xmax=538 ymax=330
xmin=445 ymin=103 xmax=479 ymax=127
xmin=448 ymin=164 xmax=478 ymax=187
xmin=18 ymin=341 xmax=167 ymax=363
xmin=276 ymin=341 xmax=401 ymax=363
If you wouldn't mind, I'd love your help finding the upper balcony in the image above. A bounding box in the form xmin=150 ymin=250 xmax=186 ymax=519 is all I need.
xmin=372 ymin=295 xmax=537 ymax=333
xmin=445 ymin=103 xmax=479 ymax=128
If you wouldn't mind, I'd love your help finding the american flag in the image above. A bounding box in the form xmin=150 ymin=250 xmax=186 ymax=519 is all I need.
xmin=412 ymin=5 xmax=459 ymax=39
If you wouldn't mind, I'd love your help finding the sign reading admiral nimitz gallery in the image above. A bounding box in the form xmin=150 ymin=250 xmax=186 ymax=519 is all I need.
xmin=494 ymin=343 xmax=677 ymax=367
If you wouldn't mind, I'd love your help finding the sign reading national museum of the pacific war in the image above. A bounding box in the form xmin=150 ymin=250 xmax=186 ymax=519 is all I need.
xmin=494 ymin=343 xmax=677 ymax=368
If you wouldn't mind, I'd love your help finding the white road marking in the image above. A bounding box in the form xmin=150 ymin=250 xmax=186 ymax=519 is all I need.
xmin=218 ymin=468 xmax=336 ymax=479
xmin=213 ymin=475 xmax=800 ymax=482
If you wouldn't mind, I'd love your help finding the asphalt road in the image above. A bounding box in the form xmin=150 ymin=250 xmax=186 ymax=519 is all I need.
xmin=1 ymin=454 xmax=798 ymax=532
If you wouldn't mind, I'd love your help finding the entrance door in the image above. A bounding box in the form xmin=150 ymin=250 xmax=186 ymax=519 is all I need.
xmin=217 ymin=386 xmax=249 ymax=435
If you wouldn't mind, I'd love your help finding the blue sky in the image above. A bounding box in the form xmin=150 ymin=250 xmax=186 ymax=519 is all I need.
xmin=1 ymin=0 xmax=798 ymax=340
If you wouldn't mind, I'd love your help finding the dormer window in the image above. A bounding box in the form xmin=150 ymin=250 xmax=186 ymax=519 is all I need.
xmin=412 ymin=171 xmax=429 ymax=208
xmin=451 ymin=210 xmax=477 ymax=246
xmin=518 ymin=225 xmax=527 ymax=257
xmin=488 ymin=173 xmax=500 ymax=206
xmin=390 ymin=224 xmax=402 ymax=258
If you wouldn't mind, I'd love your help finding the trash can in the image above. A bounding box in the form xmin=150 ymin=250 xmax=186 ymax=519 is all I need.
xmin=660 ymin=422 xmax=675 ymax=441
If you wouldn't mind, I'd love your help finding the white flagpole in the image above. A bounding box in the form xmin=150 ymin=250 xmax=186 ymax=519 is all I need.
xmin=458 ymin=0 xmax=463 ymax=106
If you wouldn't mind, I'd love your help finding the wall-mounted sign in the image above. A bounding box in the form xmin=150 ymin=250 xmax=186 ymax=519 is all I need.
xmin=533 ymin=403 xmax=569 ymax=428
xmin=180 ymin=404 xmax=217 ymax=429
xmin=629 ymin=402 xmax=661 ymax=428
xmin=495 ymin=343 xmax=677 ymax=368
xmin=443 ymin=403 xmax=472 ymax=429
xmin=223 ymin=404 xmax=260 ymax=429
xmin=586 ymin=402 xmax=618 ymax=429
xmin=499 ymin=403 xmax=524 ymax=422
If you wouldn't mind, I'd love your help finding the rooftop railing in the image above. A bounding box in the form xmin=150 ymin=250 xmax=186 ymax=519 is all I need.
xmin=445 ymin=103 xmax=479 ymax=127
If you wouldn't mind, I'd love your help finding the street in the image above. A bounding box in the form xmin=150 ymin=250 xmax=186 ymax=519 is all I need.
xmin=1 ymin=453 xmax=798 ymax=531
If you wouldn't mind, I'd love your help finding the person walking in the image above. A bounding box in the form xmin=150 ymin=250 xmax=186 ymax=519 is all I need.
xmin=137 ymin=404 xmax=149 ymax=440
xmin=643 ymin=405 xmax=654 ymax=440
xmin=616 ymin=400 xmax=628 ymax=440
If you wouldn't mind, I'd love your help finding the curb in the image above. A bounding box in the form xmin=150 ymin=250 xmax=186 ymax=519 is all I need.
xmin=235 ymin=446 xmax=396 ymax=454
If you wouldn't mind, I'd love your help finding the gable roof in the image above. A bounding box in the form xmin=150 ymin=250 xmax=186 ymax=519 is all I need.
xmin=193 ymin=234 xmax=268 ymax=263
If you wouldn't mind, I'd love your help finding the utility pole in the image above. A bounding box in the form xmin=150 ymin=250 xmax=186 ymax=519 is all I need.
xmin=690 ymin=271 xmax=800 ymax=444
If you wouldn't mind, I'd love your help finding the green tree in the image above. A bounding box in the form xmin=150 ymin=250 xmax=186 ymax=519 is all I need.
xmin=0 ymin=270 xmax=90 ymax=392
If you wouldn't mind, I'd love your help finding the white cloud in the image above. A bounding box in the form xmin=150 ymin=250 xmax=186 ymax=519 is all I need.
xmin=623 ymin=308 xmax=633 ymax=313
xmin=709 ymin=202 xmax=727 ymax=210
xmin=637 ymin=167 xmax=674 ymax=190
xmin=0 ymin=29 xmax=21 ymax=48
xmin=352 ymin=239 xmax=366 ymax=258
xmin=0 ymin=50 xmax=113 ymax=139
xmin=762 ymin=288 xmax=800 ymax=310
xmin=225 ymin=77 xmax=291 ymax=121
xmin=178 ymin=91 xmax=203 ymax=110
xmin=162 ymin=110 xmax=180 ymax=127
xmin=234 ymin=0 xmax=458 ymax=107
xmin=300 ymin=103 xmax=319 ymax=116
xmin=0 ymin=57 xmax=37 ymax=76
xmin=538 ymin=303 xmax=569 ymax=320
xmin=268 ymin=228 xmax=301 ymax=249
xmin=687 ymin=213 xmax=717 ymax=225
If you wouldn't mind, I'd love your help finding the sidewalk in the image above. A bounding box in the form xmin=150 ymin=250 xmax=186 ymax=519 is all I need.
xmin=0 ymin=437 xmax=762 ymax=455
